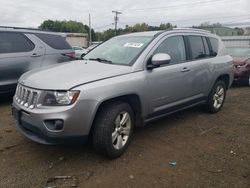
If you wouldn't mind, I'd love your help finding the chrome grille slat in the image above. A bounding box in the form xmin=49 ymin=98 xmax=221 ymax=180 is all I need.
xmin=14 ymin=84 xmax=39 ymax=109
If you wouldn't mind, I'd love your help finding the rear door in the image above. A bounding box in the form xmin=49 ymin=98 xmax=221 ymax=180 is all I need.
xmin=184 ymin=35 xmax=211 ymax=97
xmin=0 ymin=32 xmax=44 ymax=91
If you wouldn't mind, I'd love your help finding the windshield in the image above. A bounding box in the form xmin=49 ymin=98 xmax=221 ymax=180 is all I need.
xmin=226 ymin=47 xmax=250 ymax=58
xmin=84 ymin=36 xmax=153 ymax=65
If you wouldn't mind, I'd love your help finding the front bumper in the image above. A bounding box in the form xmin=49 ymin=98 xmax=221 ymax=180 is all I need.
xmin=12 ymin=99 xmax=98 ymax=145
xmin=233 ymin=67 xmax=250 ymax=85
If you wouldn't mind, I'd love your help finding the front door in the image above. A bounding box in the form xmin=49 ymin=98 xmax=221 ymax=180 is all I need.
xmin=146 ymin=35 xmax=193 ymax=117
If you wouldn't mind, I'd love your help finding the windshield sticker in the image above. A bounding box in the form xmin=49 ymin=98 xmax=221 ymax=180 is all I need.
xmin=124 ymin=43 xmax=144 ymax=48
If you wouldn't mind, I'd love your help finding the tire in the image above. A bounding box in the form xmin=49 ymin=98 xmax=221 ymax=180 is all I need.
xmin=205 ymin=80 xmax=227 ymax=113
xmin=92 ymin=102 xmax=134 ymax=158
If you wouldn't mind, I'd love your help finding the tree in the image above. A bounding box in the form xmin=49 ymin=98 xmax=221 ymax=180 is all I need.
xmin=96 ymin=22 xmax=177 ymax=41
xmin=39 ymin=20 xmax=88 ymax=33
xmin=159 ymin=23 xmax=177 ymax=30
xmin=244 ymin=27 xmax=250 ymax=35
xmin=234 ymin=27 xmax=244 ymax=35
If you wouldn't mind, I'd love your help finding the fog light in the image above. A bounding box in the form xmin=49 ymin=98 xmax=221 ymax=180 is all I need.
xmin=44 ymin=120 xmax=64 ymax=131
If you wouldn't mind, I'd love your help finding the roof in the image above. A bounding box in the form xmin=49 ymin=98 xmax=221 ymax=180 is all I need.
xmin=0 ymin=26 xmax=66 ymax=36
xmin=118 ymin=31 xmax=163 ymax=37
xmin=118 ymin=28 xmax=213 ymax=38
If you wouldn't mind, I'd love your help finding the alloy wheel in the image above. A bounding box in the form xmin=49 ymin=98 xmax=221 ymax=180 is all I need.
xmin=112 ymin=111 xmax=131 ymax=150
xmin=213 ymin=85 xmax=225 ymax=109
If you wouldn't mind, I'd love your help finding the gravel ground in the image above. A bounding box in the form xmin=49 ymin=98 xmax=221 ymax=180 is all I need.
xmin=0 ymin=87 xmax=249 ymax=188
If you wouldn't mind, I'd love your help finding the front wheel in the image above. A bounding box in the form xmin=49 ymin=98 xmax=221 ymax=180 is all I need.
xmin=92 ymin=102 xmax=134 ymax=158
xmin=205 ymin=80 xmax=227 ymax=113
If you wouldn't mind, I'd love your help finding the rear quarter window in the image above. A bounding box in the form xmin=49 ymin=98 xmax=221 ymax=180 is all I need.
xmin=208 ymin=37 xmax=219 ymax=57
xmin=0 ymin=32 xmax=34 ymax=53
xmin=35 ymin=33 xmax=71 ymax=50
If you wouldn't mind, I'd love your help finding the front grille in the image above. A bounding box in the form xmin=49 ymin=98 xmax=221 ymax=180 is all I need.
xmin=14 ymin=84 xmax=40 ymax=109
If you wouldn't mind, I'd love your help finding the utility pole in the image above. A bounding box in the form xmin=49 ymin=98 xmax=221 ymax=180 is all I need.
xmin=89 ymin=13 xmax=92 ymax=46
xmin=112 ymin=10 xmax=122 ymax=36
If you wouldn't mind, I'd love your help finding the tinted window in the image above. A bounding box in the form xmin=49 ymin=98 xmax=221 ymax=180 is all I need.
xmin=155 ymin=36 xmax=186 ymax=64
xmin=188 ymin=36 xmax=206 ymax=60
xmin=209 ymin=37 xmax=219 ymax=57
xmin=0 ymin=32 xmax=34 ymax=53
xmin=35 ymin=33 xmax=71 ymax=50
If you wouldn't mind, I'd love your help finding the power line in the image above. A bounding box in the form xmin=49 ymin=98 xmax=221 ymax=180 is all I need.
xmin=118 ymin=14 xmax=250 ymax=26
xmin=93 ymin=14 xmax=250 ymax=31
xmin=120 ymin=0 xmax=231 ymax=12
xmin=112 ymin=11 xmax=122 ymax=36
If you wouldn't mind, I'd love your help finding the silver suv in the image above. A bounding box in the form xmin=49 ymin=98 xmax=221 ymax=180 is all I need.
xmin=12 ymin=29 xmax=233 ymax=158
xmin=0 ymin=27 xmax=75 ymax=94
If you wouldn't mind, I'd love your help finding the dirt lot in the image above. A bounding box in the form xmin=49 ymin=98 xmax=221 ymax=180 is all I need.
xmin=0 ymin=87 xmax=249 ymax=188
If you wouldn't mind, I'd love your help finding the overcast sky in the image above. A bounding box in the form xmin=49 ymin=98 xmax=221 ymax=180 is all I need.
xmin=1 ymin=0 xmax=249 ymax=31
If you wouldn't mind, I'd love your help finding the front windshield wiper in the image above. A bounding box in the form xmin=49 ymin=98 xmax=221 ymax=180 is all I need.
xmin=87 ymin=57 xmax=113 ymax=64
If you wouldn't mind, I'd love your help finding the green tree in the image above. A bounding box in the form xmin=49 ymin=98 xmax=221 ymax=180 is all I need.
xmin=39 ymin=20 xmax=88 ymax=33
xmin=95 ymin=22 xmax=177 ymax=41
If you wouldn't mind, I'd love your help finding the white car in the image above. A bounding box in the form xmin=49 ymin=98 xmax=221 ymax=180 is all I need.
xmin=72 ymin=46 xmax=88 ymax=59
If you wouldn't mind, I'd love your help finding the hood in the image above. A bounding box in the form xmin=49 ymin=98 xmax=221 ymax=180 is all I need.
xmin=233 ymin=57 xmax=250 ymax=66
xmin=19 ymin=60 xmax=132 ymax=90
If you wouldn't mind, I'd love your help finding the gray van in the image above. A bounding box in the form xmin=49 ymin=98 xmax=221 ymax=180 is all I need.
xmin=0 ymin=27 xmax=75 ymax=94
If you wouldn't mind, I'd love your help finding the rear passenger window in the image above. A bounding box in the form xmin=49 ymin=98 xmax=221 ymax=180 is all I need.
xmin=0 ymin=32 xmax=34 ymax=53
xmin=209 ymin=37 xmax=219 ymax=57
xmin=155 ymin=36 xmax=186 ymax=64
xmin=35 ymin=33 xmax=71 ymax=50
xmin=188 ymin=36 xmax=206 ymax=60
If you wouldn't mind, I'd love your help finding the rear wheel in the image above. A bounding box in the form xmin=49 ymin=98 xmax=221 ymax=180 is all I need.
xmin=92 ymin=102 xmax=134 ymax=158
xmin=205 ymin=80 xmax=227 ymax=113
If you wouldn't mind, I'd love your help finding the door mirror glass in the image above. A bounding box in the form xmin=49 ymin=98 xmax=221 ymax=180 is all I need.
xmin=151 ymin=53 xmax=171 ymax=67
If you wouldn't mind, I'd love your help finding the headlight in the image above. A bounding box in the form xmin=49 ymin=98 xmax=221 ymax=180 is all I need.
xmin=235 ymin=64 xmax=246 ymax=69
xmin=40 ymin=90 xmax=80 ymax=106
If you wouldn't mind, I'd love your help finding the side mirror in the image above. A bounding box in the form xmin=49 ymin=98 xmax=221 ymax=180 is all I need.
xmin=148 ymin=53 xmax=171 ymax=69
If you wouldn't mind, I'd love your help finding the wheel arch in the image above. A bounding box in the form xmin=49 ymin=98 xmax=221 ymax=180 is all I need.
xmin=216 ymin=74 xmax=230 ymax=89
xmin=88 ymin=94 xmax=143 ymax=135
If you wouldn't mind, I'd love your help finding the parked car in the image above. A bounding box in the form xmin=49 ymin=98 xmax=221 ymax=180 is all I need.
xmin=72 ymin=46 xmax=88 ymax=59
xmin=12 ymin=28 xmax=233 ymax=158
xmin=0 ymin=27 xmax=75 ymax=94
xmin=226 ymin=47 xmax=250 ymax=85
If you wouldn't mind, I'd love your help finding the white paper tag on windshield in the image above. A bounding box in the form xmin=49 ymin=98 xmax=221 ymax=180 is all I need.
xmin=124 ymin=43 xmax=144 ymax=48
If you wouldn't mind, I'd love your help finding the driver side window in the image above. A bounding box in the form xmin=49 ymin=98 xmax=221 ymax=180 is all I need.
xmin=154 ymin=36 xmax=186 ymax=64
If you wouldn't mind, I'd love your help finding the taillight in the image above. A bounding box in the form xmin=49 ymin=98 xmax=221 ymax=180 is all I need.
xmin=62 ymin=52 xmax=75 ymax=59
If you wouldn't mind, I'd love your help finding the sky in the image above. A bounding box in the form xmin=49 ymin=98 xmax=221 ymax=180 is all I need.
xmin=0 ymin=0 xmax=249 ymax=31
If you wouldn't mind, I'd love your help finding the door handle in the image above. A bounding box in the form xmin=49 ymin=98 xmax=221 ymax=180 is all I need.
xmin=31 ymin=53 xmax=41 ymax=57
xmin=181 ymin=67 xmax=190 ymax=72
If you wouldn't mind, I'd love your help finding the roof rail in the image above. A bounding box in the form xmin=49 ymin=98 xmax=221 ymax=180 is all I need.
xmin=173 ymin=27 xmax=211 ymax=33
xmin=0 ymin=25 xmax=46 ymax=32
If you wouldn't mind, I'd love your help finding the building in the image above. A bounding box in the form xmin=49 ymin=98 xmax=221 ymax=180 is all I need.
xmin=64 ymin=33 xmax=88 ymax=48
xmin=201 ymin=27 xmax=239 ymax=36
xmin=221 ymin=36 xmax=250 ymax=48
